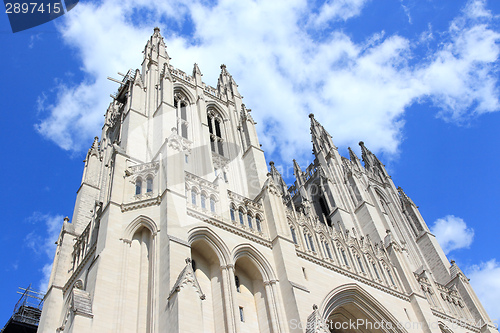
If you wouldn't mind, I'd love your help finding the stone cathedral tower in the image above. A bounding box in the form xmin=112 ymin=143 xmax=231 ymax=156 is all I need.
xmin=38 ymin=28 xmax=496 ymax=333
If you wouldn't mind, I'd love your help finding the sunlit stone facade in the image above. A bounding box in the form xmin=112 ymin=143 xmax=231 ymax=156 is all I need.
xmin=38 ymin=28 xmax=496 ymax=333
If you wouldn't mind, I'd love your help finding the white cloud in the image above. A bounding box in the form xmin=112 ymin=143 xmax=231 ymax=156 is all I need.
xmin=464 ymin=0 xmax=492 ymax=19
xmin=25 ymin=212 xmax=64 ymax=292
xmin=36 ymin=0 xmax=500 ymax=163
xmin=466 ymin=259 xmax=500 ymax=322
xmin=430 ymin=215 xmax=474 ymax=254
xmin=309 ymin=0 xmax=369 ymax=26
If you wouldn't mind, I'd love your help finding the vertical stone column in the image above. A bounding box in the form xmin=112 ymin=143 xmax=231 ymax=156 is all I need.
xmin=264 ymin=281 xmax=280 ymax=333
xmin=221 ymin=264 xmax=238 ymax=332
xmin=137 ymin=229 xmax=150 ymax=333
xmin=270 ymin=280 xmax=289 ymax=333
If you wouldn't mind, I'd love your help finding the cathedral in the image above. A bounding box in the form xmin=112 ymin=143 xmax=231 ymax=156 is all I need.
xmin=37 ymin=28 xmax=496 ymax=333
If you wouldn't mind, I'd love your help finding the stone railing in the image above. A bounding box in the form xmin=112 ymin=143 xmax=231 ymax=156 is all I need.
xmin=72 ymin=220 xmax=99 ymax=270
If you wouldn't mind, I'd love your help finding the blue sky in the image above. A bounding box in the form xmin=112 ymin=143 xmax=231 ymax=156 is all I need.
xmin=1 ymin=0 xmax=499 ymax=326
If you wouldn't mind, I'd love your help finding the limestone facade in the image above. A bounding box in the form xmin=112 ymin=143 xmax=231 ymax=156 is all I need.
xmin=37 ymin=28 xmax=497 ymax=333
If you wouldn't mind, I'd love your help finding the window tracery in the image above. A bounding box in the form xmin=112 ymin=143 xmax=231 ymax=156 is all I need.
xmin=207 ymin=108 xmax=225 ymax=156
xmin=174 ymin=93 xmax=189 ymax=139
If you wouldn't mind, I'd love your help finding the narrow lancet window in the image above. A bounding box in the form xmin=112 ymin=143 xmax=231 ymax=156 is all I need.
xmin=191 ymin=190 xmax=197 ymax=205
xmin=175 ymin=94 xmax=189 ymax=139
xmin=230 ymin=206 xmax=236 ymax=221
xmin=373 ymin=262 xmax=381 ymax=280
xmin=207 ymin=110 xmax=225 ymax=156
xmin=146 ymin=177 xmax=153 ymax=193
xmin=290 ymin=227 xmax=297 ymax=244
xmin=210 ymin=197 xmax=216 ymax=212
xmin=239 ymin=210 xmax=244 ymax=226
xmin=324 ymin=242 xmax=332 ymax=259
xmin=201 ymin=193 xmax=206 ymax=209
xmin=357 ymin=256 xmax=365 ymax=273
xmin=135 ymin=179 xmax=142 ymax=195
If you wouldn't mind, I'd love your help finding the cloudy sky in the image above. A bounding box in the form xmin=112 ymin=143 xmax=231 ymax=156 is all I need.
xmin=1 ymin=0 xmax=499 ymax=326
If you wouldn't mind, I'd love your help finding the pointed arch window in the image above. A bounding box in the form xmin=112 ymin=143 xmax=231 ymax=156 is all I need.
xmin=357 ymin=256 xmax=365 ymax=273
xmin=304 ymin=233 xmax=310 ymax=251
xmin=174 ymin=93 xmax=189 ymax=139
xmin=247 ymin=213 xmax=253 ymax=229
xmin=340 ymin=248 xmax=349 ymax=267
xmin=239 ymin=209 xmax=245 ymax=226
xmin=191 ymin=188 xmax=197 ymax=205
xmin=324 ymin=241 xmax=332 ymax=259
xmin=387 ymin=268 xmax=395 ymax=286
xmin=210 ymin=196 xmax=216 ymax=213
xmin=207 ymin=109 xmax=225 ymax=156
xmin=372 ymin=262 xmax=381 ymax=280
xmin=304 ymin=232 xmax=315 ymax=252
xmin=290 ymin=227 xmax=298 ymax=245
xmin=135 ymin=178 xmax=142 ymax=195
xmin=201 ymin=192 xmax=207 ymax=209
xmin=255 ymin=215 xmax=262 ymax=232
xmin=230 ymin=205 xmax=236 ymax=222
xmin=146 ymin=177 xmax=153 ymax=193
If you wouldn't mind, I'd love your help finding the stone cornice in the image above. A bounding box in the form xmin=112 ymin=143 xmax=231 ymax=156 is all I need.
xmin=187 ymin=208 xmax=271 ymax=248
xmin=296 ymin=249 xmax=409 ymax=302
xmin=431 ymin=309 xmax=480 ymax=332
xmin=120 ymin=195 xmax=161 ymax=212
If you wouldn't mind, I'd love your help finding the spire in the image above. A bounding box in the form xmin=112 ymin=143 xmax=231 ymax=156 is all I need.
xmin=292 ymin=159 xmax=307 ymax=187
xmin=217 ymin=64 xmax=240 ymax=98
xmin=348 ymin=147 xmax=363 ymax=169
xmin=192 ymin=63 xmax=202 ymax=85
xmin=143 ymin=27 xmax=169 ymax=66
xmin=309 ymin=113 xmax=336 ymax=155
xmin=348 ymin=147 xmax=359 ymax=162
xmin=269 ymin=161 xmax=289 ymax=197
xmin=358 ymin=141 xmax=383 ymax=171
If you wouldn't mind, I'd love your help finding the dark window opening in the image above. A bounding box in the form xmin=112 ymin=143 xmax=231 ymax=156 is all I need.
xmin=235 ymin=275 xmax=240 ymax=292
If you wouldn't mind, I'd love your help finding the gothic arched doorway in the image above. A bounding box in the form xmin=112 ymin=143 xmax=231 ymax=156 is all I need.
xmin=313 ymin=284 xmax=407 ymax=333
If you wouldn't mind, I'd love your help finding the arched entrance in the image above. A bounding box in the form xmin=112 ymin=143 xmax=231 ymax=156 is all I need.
xmin=311 ymin=284 xmax=407 ymax=333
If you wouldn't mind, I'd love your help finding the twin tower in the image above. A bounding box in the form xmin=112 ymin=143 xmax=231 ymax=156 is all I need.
xmin=38 ymin=28 xmax=496 ymax=333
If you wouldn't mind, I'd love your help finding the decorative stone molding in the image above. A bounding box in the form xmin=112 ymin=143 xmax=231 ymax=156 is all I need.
xmin=186 ymin=171 xmax=218 ymax=191
xmin=289 ymin=281 xmax=310 ymax=293
xmin=296 ymin=249 xmax=408 ymax=301
xmin=168 ymin=258 xmax=205 ymax=300
xmin=120 ymin=195 xmax=161 ymax=212
xmin=166 ymin=129 xmax=192 ymax=152
xmin=187 ymin=208 xmax=272 ymax=248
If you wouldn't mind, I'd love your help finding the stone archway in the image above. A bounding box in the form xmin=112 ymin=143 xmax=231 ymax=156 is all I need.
xmin=307 ymin=284 xmax=407 ymax=333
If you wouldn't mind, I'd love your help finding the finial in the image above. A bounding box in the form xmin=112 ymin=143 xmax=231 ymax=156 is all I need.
xmin=64 ymin=216 xmax=69 ymax=223
xmin=185 ymin=258 xmax=192 ymax=264
xmin=359 ymin=141 xmax=365 ymax=146
xmin=220 ymin=64 xmax=226 ymax=69
xmin=309 ymin=113 xmax=314 ymax=119
xmin=154 ymin=27 xmax=160 ymax=33
xmin=269 ymin=161 xmax=274 ymax=166
xmin=450 ymin=260 xmax=456 ymax=265
xmin=313 ymin=304 xmax=318 ymax=310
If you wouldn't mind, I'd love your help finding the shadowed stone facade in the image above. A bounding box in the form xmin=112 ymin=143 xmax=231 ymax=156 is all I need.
xmin=38 ymin=28 xmax=497 ymax=333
